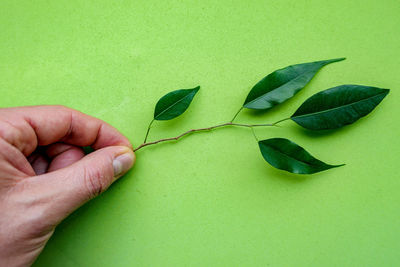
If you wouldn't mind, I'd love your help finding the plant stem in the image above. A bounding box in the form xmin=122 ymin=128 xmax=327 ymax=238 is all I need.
xmin=143 ymin=119 xmax=154 ymax=143
xmin=272 ymin=117 xmax=290 ymax=125
xmin=134 ymin=120 xmax=284 ymax=152
xmin=250 ymin=127 xmax=259 ymax=141
xmin=231 ymin=107 xmax=243 ymax=122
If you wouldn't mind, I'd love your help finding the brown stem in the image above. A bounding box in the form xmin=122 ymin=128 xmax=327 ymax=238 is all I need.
xmin=133 ymin=120 xmax=286 ymax=152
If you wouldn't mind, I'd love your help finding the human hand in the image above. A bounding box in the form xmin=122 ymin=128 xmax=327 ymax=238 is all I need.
xmin=0 ymin=106 xmax=135 ymax=266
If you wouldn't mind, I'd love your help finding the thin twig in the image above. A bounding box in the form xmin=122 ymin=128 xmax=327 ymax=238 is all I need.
xmin=250 ymin=127 xmax=259 ymax=141
xmin=272 ymin=117 xmax=290 ymax=125
xmin=143 ymin=119 xmax=154 ymax=143
xmin=134 ymin=118 xmax=288 ymax=152
xmin=230 ymin=107 xmax=243 ymax=122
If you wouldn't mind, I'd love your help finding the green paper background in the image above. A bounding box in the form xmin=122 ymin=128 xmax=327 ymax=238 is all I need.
xmin=1 ymin=0 xmax=399 ymax=266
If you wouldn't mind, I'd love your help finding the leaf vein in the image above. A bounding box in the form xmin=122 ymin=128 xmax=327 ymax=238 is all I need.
xmin=292 ymin=91 xmax=387 ymax=120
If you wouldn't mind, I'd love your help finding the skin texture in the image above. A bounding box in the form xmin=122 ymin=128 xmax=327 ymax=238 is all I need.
xmin=0 ymin=106 xmax=135 ymax=267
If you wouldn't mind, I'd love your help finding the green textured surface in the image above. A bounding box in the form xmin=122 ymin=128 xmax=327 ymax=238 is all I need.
xmin=1 ymin=0 xmax=399 ymax=266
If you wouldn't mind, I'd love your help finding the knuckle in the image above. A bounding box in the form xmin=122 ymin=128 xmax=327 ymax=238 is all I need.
xmin=0 ymin=121 xmax=22 ymax=146
xmin=52 ymin=105 xmax=76 ymax=118
xmin=54 ymin=105 xmax=81 ymax=117
xmin=83 ymin=167 xmax=109 ymax=199
xmin=53 ymin=104 xmax=70 ymax=111
xmin=0 ymin=117 xmax=37 ymax=155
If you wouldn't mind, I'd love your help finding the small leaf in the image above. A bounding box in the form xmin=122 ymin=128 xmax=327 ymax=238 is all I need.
xmin=258 ymin=138 xmax=343 ymax=174
xmin=243 ymin=58 xmax=345 ymax=110
xmin=291 ymin=85 xmax=389 ymax=130
xmin=154 ymin=86 xmax=200 ymax=120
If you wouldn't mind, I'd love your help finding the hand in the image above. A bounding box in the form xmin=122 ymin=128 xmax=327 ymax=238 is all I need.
xmin=0 ymin=106 xmax=135 ymax=266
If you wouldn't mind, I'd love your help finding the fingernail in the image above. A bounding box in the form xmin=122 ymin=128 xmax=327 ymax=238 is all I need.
xmin=113 ymin=152 xmax=134 ymax=177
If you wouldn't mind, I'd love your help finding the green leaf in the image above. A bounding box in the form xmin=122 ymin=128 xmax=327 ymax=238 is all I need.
xmin=291 ymin=85 xmax=389 ymax=130
xmin=258 ymin=138 xmax=343 ymax=174
xmin=154 ymin=86 xmax=200 ymax=120
xmin=243 ymin=58 xmax=345 ymax=110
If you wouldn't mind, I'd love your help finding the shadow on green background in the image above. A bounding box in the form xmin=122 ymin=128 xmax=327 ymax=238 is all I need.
xmin=1 ymin=0 xmax=399 ymax=266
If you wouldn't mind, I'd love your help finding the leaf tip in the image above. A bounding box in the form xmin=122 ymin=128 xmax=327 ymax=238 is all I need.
xmin=191 ymin=85 xmax=200 ymax=95
xmin=324 ymin=163 xmax=345 ymax=172
xmin=329 ymin=57 xmax=346 ymax=63
xmin=332 ymin=163 xmax=346 ymax=168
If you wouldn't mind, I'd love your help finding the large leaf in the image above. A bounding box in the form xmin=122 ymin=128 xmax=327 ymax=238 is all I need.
xmin=243 ymin=58 xmax=345 ymax=110
xmin=291 ymin=85 xmax=389 ymax=130
xmin=154 ymin=86 xmax=200 ymax=120
xmin=258 ymin=138 xmax=343 ymax=174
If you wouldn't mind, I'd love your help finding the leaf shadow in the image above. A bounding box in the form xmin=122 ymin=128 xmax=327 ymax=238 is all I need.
xmin=291 ymin=121 xmax=360 ymax=139
xmin=267 ymin=171 xmax=312 ymax=184
xmin=267 ymin=169 xmax=310 ymax=184
xmin=262 ymin=162 xmax=340 ymax=185
xmin=242 ymin=102 xmax=292 ymax=119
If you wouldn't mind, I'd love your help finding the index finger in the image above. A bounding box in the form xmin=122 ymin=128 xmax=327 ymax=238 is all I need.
xmin=0 ymin=105 xmax=132 ymax=156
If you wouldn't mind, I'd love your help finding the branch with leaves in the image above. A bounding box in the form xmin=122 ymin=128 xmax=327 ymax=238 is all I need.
xmin=134 ymin=58 xmax=389 ymax=175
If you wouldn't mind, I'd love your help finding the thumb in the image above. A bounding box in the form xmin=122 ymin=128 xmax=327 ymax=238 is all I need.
xmin=25 ymin=146 xmax=135 ymax=225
